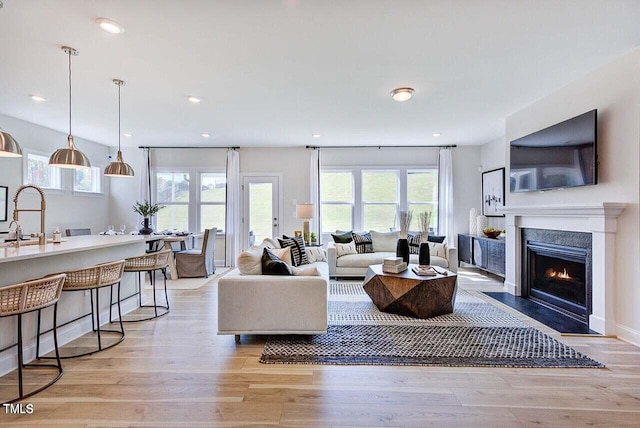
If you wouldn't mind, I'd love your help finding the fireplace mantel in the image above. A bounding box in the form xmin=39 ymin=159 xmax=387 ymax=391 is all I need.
xmin=500 ymin=202 xmax=626 ymax=335
xmin=500 ymin=203 xmax=627 ymax=219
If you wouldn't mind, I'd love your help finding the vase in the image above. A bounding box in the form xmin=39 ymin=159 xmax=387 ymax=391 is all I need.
xmin=476 ymin=215 xmax=488 ymax=235
xmin=469 ymin=208 xmax=480 ymax=235
xmin=396 ymin=238 xmax=410 ymax=264
xmin=139 ymin=218 xmax=153 ymax=235
xmin=418 ymin=242 xmax=431 ymax=266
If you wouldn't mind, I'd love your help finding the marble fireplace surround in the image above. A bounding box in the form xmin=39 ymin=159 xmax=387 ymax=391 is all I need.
xmin=500 ymin=203 xmax=626 ymax=335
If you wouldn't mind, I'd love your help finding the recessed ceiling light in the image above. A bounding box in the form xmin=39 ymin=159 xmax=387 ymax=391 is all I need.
xmin=123 ymin=133 xmax=132 ymax=137
xmin=433 ymin=133 xmax=442 ymax=137
xmin=312 ymin=134 xmax=321 ymax=138
xmin=188 ymin=96 xmax=201 ymax=104
xmin=96 ymin=18 xmax=125 ymax=34
xmin=201 ymin=133 xmax=210 ymax=138
xmin=30 ymin=95 xmax=46 ymax=102
xmin=390 ymin=87 xmax=414 ymax=102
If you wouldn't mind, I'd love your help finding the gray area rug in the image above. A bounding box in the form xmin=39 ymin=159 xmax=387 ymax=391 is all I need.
xmin=260 ymin=281 xmax=604 ymax=368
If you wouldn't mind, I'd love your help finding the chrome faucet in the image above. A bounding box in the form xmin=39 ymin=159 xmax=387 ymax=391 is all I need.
xmin=13 ymin=184 xmax=47 ymax=245
xmin=8 ymin=220 xmax=22 ymax=248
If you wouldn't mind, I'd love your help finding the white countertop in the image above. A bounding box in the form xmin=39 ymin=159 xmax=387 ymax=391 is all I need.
xmin=0 ymin=234 xmax=146 ymax=264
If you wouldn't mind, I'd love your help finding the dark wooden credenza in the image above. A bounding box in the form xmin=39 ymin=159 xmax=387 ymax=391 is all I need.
xmin=457 ymin=233 xmax=505 ymax=277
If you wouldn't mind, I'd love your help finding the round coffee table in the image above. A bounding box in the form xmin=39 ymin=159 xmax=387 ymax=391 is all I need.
xmin=363 ymin=264 xmax=458 ymax=319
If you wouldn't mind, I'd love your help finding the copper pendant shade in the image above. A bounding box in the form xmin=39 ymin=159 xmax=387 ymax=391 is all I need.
xmin=104 ymin=79 xmax=134 ymax=177
xmin=49 ymin=46 xmax=91 ymax=169
xmin=0 ymin=128 xmax=23 ymax=157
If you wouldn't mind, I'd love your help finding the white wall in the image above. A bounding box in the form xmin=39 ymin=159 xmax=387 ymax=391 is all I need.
xmin=452 ymin=146 xmax=483 ymax=238
xmin=504 ymin=48 xmax=640 ymax=343
xmin=0 ymin=114 xmax=111 ymax=236
xmin=480 ymin=136 xmax=507 ymax=230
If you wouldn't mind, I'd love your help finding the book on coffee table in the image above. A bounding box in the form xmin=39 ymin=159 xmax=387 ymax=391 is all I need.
xmin=383 ymin=262 xmax=407 ymax=274
xmin=412 ymin=265 xmax=437 ymax=276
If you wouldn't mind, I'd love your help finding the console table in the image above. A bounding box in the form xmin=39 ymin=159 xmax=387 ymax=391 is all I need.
xmin=457 ymin=233 xmax=505 ymax=277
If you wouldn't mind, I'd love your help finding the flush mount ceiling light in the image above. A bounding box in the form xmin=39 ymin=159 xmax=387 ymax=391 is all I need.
xmin=49 ymin=46 xmax=91 ymax=169
xmin=0 ymin=128 xmax=22 ymax=157
xmin=188 ymin=96 xmax=201 ymax=104
xmin=123 ymin=133 xmax=132 ymax=137
xmin=433 ymin=132 xmax=442 ymax=137
xmin=201 ymin=133 xmax=210 ymax=138
xmin=30 ymin=95 xmax=46 ymax=102
xmin=312 ymin=134 xmax=321 ymax=138
xmin=390 ymin=87 xmax=414 ymax=102
xmin=96 ymin=18 xmax=125 ymax=34
xmin=105 ymin=79 xmax=135 ymax=178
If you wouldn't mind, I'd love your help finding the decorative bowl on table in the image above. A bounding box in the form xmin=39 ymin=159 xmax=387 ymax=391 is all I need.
xmin=482 ymin=228 xmax=502 ymax=238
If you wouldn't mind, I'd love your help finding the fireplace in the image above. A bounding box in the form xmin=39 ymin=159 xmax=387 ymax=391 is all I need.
xmin=522 ymin=229 xmax=592 ymax=325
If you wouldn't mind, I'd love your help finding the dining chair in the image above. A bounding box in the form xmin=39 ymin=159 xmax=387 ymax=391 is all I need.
xmin=175 ymin=228 xmax=216 ymax=278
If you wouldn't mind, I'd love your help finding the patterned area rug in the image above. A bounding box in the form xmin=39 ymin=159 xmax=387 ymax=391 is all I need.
xmin=260 ymin=280 xmax=604 ymax=368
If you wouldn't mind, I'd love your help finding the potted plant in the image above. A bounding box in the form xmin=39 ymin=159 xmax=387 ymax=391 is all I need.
xmin=133 ymin=200 xmax=164 ymax=235
xmin=310 ymin=232 xmax=317 ymax=245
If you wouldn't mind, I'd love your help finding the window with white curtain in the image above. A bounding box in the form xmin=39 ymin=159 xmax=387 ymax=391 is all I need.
xmin=320 ymin=167 xmax=438 ymax=234
xmin=156 ymin=171 xmax=190 ymax=231
xmin=200 ymin=172 xmax=226 ymax=232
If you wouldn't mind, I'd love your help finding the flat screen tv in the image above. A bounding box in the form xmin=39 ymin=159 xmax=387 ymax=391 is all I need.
xmin=510 ymin=109 xmax=597 ymax=193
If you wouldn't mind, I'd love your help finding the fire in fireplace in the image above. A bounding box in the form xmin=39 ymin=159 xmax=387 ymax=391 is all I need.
xmin=524 ymin=241 xmax=590 ymax=323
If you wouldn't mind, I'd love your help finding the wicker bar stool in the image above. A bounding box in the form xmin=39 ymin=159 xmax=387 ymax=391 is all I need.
xmin=0 ymin=273 xmax=66 ymax=404
xmin=37 ymin=260 xmax=126 ymax=359
xmin=112 ymin=249 xmax=171 ymax=322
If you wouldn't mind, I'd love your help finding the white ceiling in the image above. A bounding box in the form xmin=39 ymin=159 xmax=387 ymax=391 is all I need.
xmin=1 ymin=0 xmax=639 ymax=149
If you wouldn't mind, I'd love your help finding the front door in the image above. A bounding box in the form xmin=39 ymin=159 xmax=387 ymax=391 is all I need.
xmin=242 ymin=175 xmax=280 ymax=248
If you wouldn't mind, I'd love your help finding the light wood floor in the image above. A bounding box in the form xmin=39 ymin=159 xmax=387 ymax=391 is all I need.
xmin=1 ymin=268 xmax=639 ymax=427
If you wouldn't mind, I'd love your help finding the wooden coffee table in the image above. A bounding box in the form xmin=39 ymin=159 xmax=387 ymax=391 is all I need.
xmin=363 ymin=264 xmax=458 ymax=319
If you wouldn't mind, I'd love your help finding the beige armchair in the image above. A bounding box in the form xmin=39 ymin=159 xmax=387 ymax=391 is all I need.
xmin=175 ymin=228 xmax=217 ymax=278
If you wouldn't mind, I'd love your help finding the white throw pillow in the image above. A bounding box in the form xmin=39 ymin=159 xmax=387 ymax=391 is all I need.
xmin=237 ymin=250 xmax=263 ymax=275
xmin=429 ymin=242 xmax=447 ymax=259
xmin=335 ymin=241 xmax=357 ymax=257
xmin=305 ymin=246 xmax=327 ymax=263
xmin=270 ymin=247 xmax=293 ymax=267
xmin=262 ymin=237 xmax=281 ymax=248
xmin=370 ymin=230 xmax=400 ymax=252
xmin=291 ymin=266 xmax=321 ymax=276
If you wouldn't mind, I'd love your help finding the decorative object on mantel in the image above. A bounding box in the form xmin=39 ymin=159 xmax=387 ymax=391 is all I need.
xmin=469 ymin=208 xmax=480 ymax=235
xmin=476 ymin=215 xmax=488 ymax=235
xmin=482 ymin=168 xmax=505 ymax=217
xmin=396 ymin=210 xmax=412 ymax=264
xmin=418 ymin=211 xmax=432 ymax=266
xmin=104 ymin=79 xmax=135 ymax=177
xmin=133 ymin=200 xmax=164 ymax=235
xmin=49 ymin=46 xmax=91 ymax=170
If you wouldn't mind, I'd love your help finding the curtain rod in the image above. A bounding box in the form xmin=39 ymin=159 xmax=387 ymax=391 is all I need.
xmin=138 ymin=145 xmax=240 ymax=150
xmin=305 ymin=145 xmax=457 ymax=149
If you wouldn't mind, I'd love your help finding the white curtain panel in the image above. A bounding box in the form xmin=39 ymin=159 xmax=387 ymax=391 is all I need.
xmin=225 ymin=148 xmax=241 ymax=267
xmin=310 ymin=149 xmax=321 ymax=236
xmin=438 ymin=148 xmax=454 ymax=244
xmin=138 ymin=147 xmax=151 ymax=226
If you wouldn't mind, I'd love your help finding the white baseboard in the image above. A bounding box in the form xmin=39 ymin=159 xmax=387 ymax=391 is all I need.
xmin=0 ymin=297 xmax=139 ymax=377
xmin=504 ymin=280 xmax=519 ymax=295
xmin=616 ymin=323 xmax=640 ymax=347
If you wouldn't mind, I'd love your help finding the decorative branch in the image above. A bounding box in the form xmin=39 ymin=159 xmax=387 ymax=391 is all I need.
xmin=398 ymin=210 xmax=413 ymax=239
xmin=419 ymin=211 xmax=432 ymax=243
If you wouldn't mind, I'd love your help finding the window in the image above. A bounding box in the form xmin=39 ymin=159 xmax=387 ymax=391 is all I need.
xmin=407 ymin=169 xmax=438 ymax=231
xmin=154 ymin=169 xmax=226 ymax=232
xmin=320 ymin=167 xmax=438 ymax=234
xmin=320 ymin=171 xmax=353 ymax=233
xmin=200 ymin=173 xmax=226 ymax=232
xmin=24 ymin=151 xmax=62 ymax=190
xmin=156 ymin=172 xmax=190 ymax=231
xmin=74 ymin=166 xmax=102 ymax=194
xmin=362 ymin=170 xmax=399 ymax=231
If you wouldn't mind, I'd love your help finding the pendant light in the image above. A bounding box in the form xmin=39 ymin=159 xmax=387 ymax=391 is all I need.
xmin=104 ymin=79 xmax=135 ymax=177
xmin=0 ymin=128 xmax=22 ymax=157
xmin=49 ymin=46 xmax=91 ymax=169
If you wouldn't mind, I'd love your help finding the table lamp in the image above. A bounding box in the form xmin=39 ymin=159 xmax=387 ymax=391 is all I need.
xmin=296 ymin=203 xmax=314 ymax=244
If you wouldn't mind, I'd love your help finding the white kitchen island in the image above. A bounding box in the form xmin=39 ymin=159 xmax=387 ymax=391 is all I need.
xmin=0 ymin=235 xmax=147 ymax=375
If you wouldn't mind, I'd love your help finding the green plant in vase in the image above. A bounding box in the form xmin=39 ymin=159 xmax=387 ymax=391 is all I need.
xmin=133 ymin=200 xmax=165 ymax=234
xmin=310 ymin=232 xmax=317 ymax=244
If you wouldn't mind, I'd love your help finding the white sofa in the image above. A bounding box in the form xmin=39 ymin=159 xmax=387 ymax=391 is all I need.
xmin=218 ymin=245 xmax=329 ymax=341
xmin=327 ymin=240 xmax=457 ymax=279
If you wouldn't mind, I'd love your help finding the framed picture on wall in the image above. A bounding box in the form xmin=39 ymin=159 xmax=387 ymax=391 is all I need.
xmin=482 ymin=168 xmax=505 ymax=217
xmin=0 ymin=186 xmax=7 ymax=222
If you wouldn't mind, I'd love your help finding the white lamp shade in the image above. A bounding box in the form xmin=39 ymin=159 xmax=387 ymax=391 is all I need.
xmin=296 ymin=204 xmax=314 ymax=219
